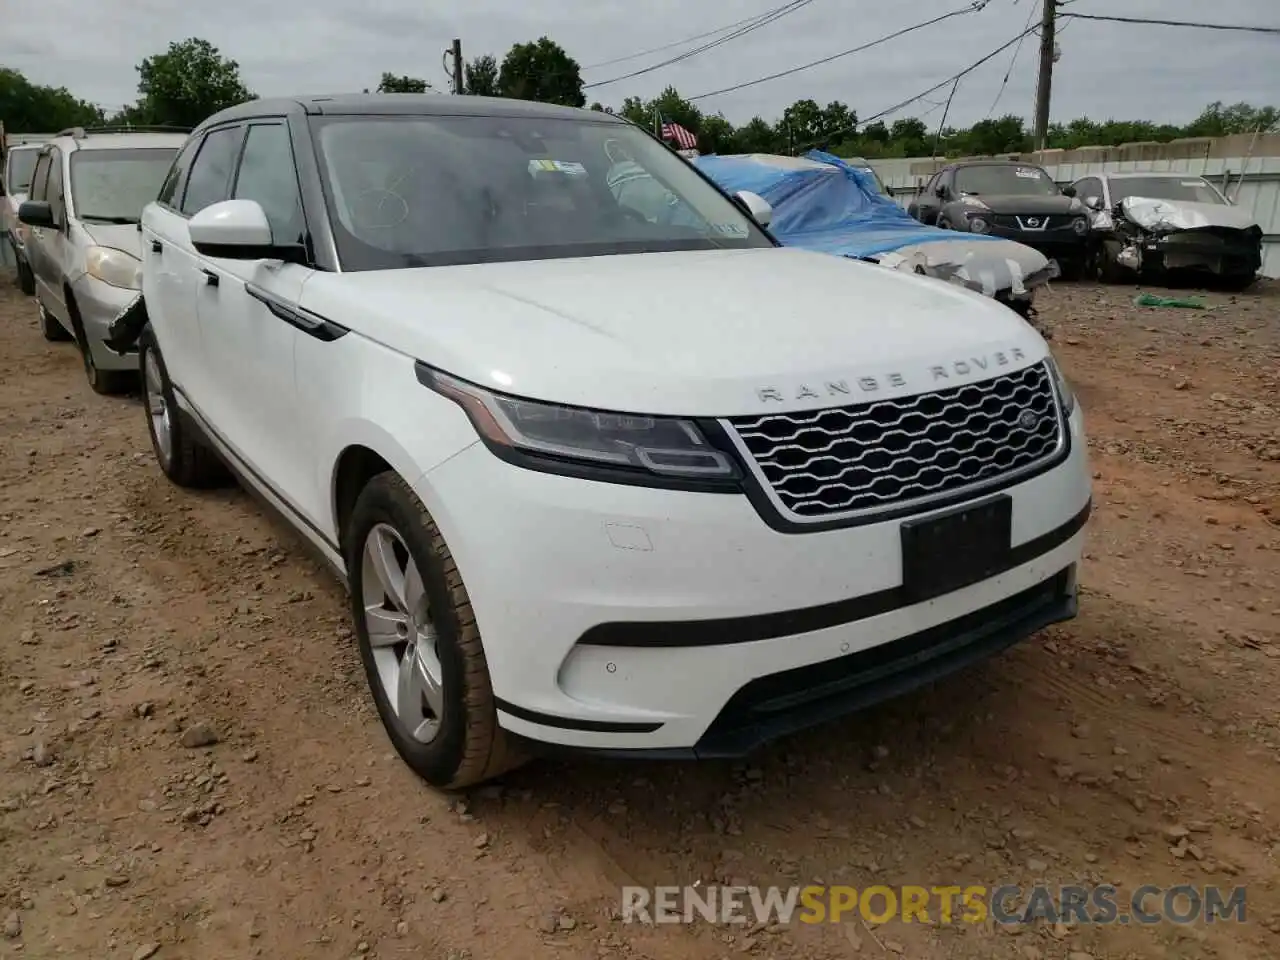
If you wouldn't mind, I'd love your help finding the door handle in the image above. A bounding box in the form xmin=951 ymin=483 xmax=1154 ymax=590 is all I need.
xmin=150 ymin=240 xmax=162 ymax=254
xmin=200 ymin=268 xmax=219 ymax=287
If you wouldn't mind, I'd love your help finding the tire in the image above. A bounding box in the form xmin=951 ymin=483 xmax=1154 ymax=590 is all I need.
xmin=346 ymin=472 xmax=524 ymax=789
xmin=67 ymin=294 xmax=134 ymax=396
xmin=12 ymin=244 xmax=35 ymax=296
xmin=1218 ymin=273 xmax=1257 ymax=293
xmin=37 ymin=299 xmax=73 ymax=342
xmin=1057 ymin=258 xmax=1085 ymax=282
xmin=138 ymin=326 xmax=229 ymax=488
xmin=1095 ymin=241 xmax=1129 ymax=284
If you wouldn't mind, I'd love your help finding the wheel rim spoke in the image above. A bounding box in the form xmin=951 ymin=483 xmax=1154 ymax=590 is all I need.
xmin=361 ymin=524 xmax=444 ymax=744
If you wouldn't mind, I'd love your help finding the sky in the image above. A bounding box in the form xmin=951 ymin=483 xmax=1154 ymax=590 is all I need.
xmin=5 ymin=0 xmax=1279 ymax=131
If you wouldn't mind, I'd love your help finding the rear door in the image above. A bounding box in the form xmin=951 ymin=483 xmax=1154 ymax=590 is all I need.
xmin=194 ymin=119 xmax=315 ymax=505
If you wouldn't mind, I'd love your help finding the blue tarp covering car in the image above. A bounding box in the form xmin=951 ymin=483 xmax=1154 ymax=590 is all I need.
xmin=693 ymin=150 xmax=1056 ymax=314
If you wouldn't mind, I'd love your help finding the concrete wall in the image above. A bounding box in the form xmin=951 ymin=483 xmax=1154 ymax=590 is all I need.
xmin=867 ymin=134 xmax=1280 ymax=278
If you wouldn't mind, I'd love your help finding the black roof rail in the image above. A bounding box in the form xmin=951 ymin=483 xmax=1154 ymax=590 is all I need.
xmin=54 ymin=124 xmax=192 ymax=138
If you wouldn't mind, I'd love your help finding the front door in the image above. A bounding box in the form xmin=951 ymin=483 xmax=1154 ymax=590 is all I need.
xmin=193 ymin=120 xmax=315 ymax=511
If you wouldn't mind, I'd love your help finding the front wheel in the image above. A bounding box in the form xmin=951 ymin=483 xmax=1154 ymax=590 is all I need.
xmin=37 ymin=299 xmax=73 ymax=342
xmin=346 ymin=472 xmax=523 ymax=789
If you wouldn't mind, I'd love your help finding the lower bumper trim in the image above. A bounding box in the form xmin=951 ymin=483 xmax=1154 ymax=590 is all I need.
xmin=515 ymin=565 xmax=1078 ymax=762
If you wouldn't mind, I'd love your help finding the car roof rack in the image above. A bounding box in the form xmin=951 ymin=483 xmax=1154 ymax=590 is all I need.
xmin=54 ymin=125 xmax=192 ymax=138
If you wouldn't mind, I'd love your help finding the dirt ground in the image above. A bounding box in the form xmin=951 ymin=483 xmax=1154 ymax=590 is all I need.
xmin=1 ymin=272 xmax=1277 ymax=960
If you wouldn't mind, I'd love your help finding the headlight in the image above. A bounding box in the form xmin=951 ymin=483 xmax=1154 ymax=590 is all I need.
xmin=1071 ymin=216 xmax=1089 ymax=235
xmin=1045 ymin=355 xmax=1076 ymax=416
xmin=85 ymin=246 xmax=143 ymax=290
xmin=417 ymin=365 xmax=740 ymax=486
xmin=968 ymin=216 xmax=990 ymax=234
xmin=961 ymin=195 xmax=989 ymax=210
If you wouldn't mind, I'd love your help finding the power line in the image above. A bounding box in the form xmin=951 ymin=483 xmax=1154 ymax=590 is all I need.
xmin=583 ymin=0 xmax=820 ymax=90
xmin=794 ymin=22 xmax=1039 ymax=151
xmin=1059 ymin=12 xmax=1280 ymax=35
xmin=687 ymin=0 xmax=992 ymax=102
xmin=985 ymin=0 xmax=1039 ymax=119
xmin=581 ymin=7 xmax=795 ymax=70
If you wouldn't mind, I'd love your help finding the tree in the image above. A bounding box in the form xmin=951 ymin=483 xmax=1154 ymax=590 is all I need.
xmin=0 ymin=67 xmax=103 ymax=132
xmin=498 ymin=37 xmax=585 ymax=107
xmin=132 ymin=38 xmax=254 ymax=128
xmin=464 ymin=55 xmax=499 ymax=97
xmin=1186 ymin=101 xmax=1280 ymax=138
xmin=377 ymin=73 xmax=431 ymax=94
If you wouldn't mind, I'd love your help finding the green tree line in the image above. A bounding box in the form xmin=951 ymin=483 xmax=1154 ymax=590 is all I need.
xmin=3 ymin=35 xmax=1276 ymax=160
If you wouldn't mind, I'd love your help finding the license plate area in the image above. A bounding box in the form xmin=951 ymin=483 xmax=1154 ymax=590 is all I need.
xmin=900 ymin=495 xmax=1013 ymax=603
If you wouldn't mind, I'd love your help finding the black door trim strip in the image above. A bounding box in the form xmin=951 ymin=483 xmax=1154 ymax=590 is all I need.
xmin=578 ymin=498 xmax=1092 ymax=648
xmin=246 ymin=283 xmax=348 ymax=342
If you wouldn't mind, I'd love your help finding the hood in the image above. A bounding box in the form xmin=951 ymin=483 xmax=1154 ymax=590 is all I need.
xmin=302 ymin=247 xmax=1047 ymax=416
xmin=78 ymin=222 xmax=144 ymax=258
xmin=959 ymin=193 xmax=1083 ymax=216
xmin=1120 ymin=196 xmax=1260 ymax=233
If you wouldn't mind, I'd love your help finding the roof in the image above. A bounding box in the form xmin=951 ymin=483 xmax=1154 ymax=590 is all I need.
xmin=44 ymin=131 xmax=188 ymax=151
xmin=199 ymin=94 xmax=624 ymax=130
xmin=1100 ymin=171 xmax=1212 ymax=180
xmin=950 ymin=158 xmax=1050 ymax=169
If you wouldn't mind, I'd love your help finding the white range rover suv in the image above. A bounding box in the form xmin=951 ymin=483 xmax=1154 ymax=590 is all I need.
xmin=120 ymin=95 xmax=1091 ymax=789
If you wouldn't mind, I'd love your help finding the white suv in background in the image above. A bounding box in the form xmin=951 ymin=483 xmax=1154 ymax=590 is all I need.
xmin=19 ymin=127 xmax=186 ymax=393
xmin=3 ymin=141 xmax=44 ymax=295
xmin=123 ymin=95 xmax=1091 ymax=789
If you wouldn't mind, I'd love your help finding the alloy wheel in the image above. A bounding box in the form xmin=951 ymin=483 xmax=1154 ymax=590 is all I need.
xmin=143 ymin=349 xmax=173 ymax=467
xmin=361 ymin=523 xmax=444 ymax=743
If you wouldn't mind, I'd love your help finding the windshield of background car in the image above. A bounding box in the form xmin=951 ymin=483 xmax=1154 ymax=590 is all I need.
xmin=1112 ymin=177 xmax=1225 ymax=205
xmin=312 ymin=114 xmax=773 ymax=270
xmin=6 ymin=148 xmax=39 ymax=194
xmin=954 ymin=164 xmax=1060 ymax=196
xmin=69 ymin=148 xmax=179 ymax=222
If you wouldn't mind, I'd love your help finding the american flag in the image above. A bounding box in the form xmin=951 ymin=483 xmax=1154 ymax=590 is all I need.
xmin=659 ymin=116 xmax=697 ymax=151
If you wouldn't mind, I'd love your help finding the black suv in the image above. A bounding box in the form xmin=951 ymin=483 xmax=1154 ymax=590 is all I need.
xmin=908 ymin=160 xmax=1091 ymax=279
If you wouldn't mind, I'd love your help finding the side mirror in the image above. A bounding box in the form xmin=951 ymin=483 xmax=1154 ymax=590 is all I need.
xmin=734 ymin=190 xmax=772 ymax=227
xmin=934 ymin=185 xmax=947 ymax=199
xmin=1061 ymin=184 xmax=1077 ymax=198
xmin=189 ymin=199 xmax=304 ymax=263
xmin=884 ymin=184 xmax=895 ymax=197
xmin=1084 ymin=195 xmax=1103 ymax=211
xmin=18 ymin=200 xmax=57 ymax=229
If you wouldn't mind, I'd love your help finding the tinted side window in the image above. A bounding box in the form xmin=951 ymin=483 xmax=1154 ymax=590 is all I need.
xmin=28 ymin=154 xmax=51 ymax=202
xmin=46 ymin=150 xmax=65 ymax=223
xmin=181 ymin=126 xmax=244 ymax=216
xmin=232 ymin=123 xmax=305 ymax=245
xmin=157 ymin=138 xmax=200 ymax=208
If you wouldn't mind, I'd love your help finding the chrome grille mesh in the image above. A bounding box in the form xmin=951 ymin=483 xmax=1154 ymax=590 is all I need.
xmin=727 ymin=362 xmax=1063 ymax=520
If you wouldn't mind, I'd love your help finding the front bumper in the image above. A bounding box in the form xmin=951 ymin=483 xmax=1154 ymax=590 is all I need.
xmin=1137 ymin=230 xmax=1262 ymax=277
xmin=70 ymin=274 xmax=141 ymax=372
xmin=417 ymin=404 xmax=1092 ymax=754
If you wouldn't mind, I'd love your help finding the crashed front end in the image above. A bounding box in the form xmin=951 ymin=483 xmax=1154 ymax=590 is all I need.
xmin=1103 ymin=197 xmax=1263 ymax=282
xmin=870 ymin=239 xmax=1059 ymax=322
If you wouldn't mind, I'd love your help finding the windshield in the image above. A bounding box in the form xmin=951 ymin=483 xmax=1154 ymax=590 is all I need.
xmin=6 ymin=148 xmax=40 ymax=195
xmin=1112 ymin=177 xmax=1225 ymax=205
xmin=954 ymin=164 xmax=1059 ymax=196
xmin=312 ymin=114 xmax=772 ymax=270
xmin=69 ymin=148 xmax=179 ymax=223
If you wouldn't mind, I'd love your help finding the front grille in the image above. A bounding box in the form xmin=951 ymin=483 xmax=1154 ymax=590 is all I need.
xmin=727 ymin=362 xmax=1063 ymax=521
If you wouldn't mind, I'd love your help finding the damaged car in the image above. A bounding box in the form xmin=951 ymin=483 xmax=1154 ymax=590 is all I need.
xmin=1070 ymin=172 xmax=1263 ymax=290
xmin=690 ymin=151 xmax=1057 ymax=320
xmin=908 ymin=159 xmax=1092 ymax=280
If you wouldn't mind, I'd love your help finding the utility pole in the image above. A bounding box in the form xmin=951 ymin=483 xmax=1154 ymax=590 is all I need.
xmin=450 ymin=38 xmax=464 ymax=94
xmin=1032 ymin=0 xmax=1056 ymax=150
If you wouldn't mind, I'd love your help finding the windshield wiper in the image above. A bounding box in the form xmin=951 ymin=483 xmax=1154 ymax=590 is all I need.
xmin=80 ymin=215 xmax=139 ymax=224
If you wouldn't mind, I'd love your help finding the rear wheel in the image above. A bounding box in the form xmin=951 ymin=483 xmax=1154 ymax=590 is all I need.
xmin=138 ymin=326 xmax=229 ymax=488
xmin=1094 ymin=241 xmax=1130 ymax=284
xmin=11 ymin=244 xmax=35 ymax=296
xmin=346 ymin=472 xmax=524 ymax=789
